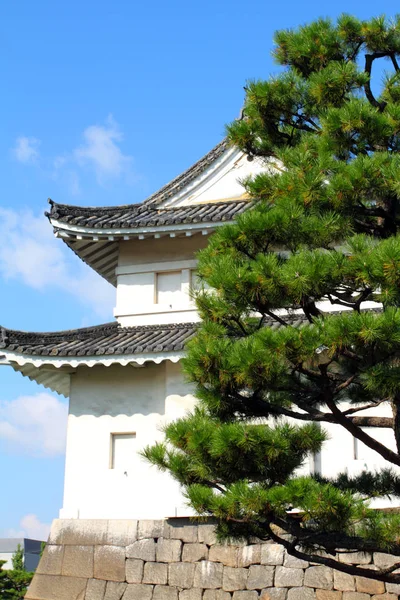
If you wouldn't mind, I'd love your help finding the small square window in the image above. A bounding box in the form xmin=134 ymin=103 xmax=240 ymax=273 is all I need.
xmin=156 ymin=271 xmax=182 ymax=305
xmin=110 ymin=433 xmax=136 ymax=470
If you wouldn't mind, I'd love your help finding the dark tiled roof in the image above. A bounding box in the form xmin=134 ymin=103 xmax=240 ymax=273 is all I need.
xmin=0 ymin=315 xmax=313 ymax=359
xmin=0 ymin=322 xmax=197 ymax=357
xmin=45 ymin=139 xmax=252 ymax=231
xmin=47 ymin=199 xmax=249 ymax=230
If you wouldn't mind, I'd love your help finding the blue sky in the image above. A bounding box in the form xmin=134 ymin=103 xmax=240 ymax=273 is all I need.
xmin=0 ymin=0 xmax=396 ymax=540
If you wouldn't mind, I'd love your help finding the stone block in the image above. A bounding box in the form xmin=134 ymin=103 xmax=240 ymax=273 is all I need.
xmin=284 ymin=553 xmax=309 ymax=569
xmin=373 ymin=553 xmax=400 ymax=569
xmin=355 ymin=575 xmax=385 ymax=595
xmin=316 ymin=592 xmax=343 ymax=600
xmin=63 ymin=545 xmax=94 ymax=578
xmin=94 ymin=546 xmax=126 ymax=582
xmin=198 ymin=524 xmax=218 ymax=546
xmin=304 ymin=566 xmax=333 ymax=590
xmin=62 ymin=520 xmax=109 ymax=545
xmin=168 ymin=562 xmax=196 ymax=588
xmin=193 ymin=560 xmax=224 ymax=588
xmin=238 ymin=545 xmax=261 ymax=567
xmin=232 ymin=592 xmax=258 ymax=600
xmin=203 ymin=591 xmax=232 ymax=600
xmin=260 ymin=588 xmax=287 ymax=600
xmin=386 ymin=581 xmax=400 ymax=594
xmin=25 ymin=574 xmax=88 ymax=600
xmin=47 ymin=519 xmax=64 ymax=545
xmin=246 ymin=565 xmax=274 ymax=590
xmin=107 ymin=520 xmax=138 ymax=546
xmin=126 ymin=539 xmax=156 ymax=562
xmin=165 ymin=519 xmax=198 ymax=543
xmin=261 ymin=544 xmax=284 ymax=566
xmin=287 ymin=588 xmax=315 ymax=600
xmin=222 ymin=566 xmax=248 ymax=591
xmin=275 ymin=566 xmax=304 ymax=588
xmin=138 ymin=520 xmax=164 ymax=540
xmin=338 ymin=553 xmax=371 ymax=565
xmin=104 ymin=582 xmax=127 ymax=600
xmin=122 ymin=584 xmax=154 ymax=600
xmin=342 ymin=593 xmax=370 ymax=600
xmin=36 ymin=545 xmax=64 ymax=575
xmin=372 ymin=594 xmax=399 ymax=599
xmin=156 ymin=538 xmax=182 ymax=562
xmin=333 ymin=570 xmax=355 ymax=591
xmin=143 ymin=561 xmax=168 ymax=585
xmin=153 ymin=585 xmax=179 ymax=600
xmin=179 ymin=589 xmax=203 ymax=600
xmin=126 ymin=559 xmax=144 ymax=584
xmin=209 ymin=544 xmax=238 ymax=567
xmin=182 ymin=542 xmax=208 ymax=562
xmin=85 ymin=578 xmax=107 ymax=600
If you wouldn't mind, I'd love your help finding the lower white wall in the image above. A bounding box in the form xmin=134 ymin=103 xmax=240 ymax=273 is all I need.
xmin=61 ymin=361 xmax=197 ymax=520
xmin=62 ymin=360 xmax=399 ymax=519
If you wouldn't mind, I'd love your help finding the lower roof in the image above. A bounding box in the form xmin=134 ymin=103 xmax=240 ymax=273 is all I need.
xmin=0 ymin=321 xmax=196 ymax=357
xmin=0 ymin=322 xmax=198 ymax=397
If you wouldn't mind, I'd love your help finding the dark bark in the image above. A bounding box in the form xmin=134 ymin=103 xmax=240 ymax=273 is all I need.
xmin=349 ymin=416 xmax=394 ymax=428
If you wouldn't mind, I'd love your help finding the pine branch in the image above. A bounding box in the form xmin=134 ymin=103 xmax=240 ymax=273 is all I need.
xmin=364 ymin=53 xmax=388 ymax=111
xmin=325 ymin=398 xmax=400 ymax=467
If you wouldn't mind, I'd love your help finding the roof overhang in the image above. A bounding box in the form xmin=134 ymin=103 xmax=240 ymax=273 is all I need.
xmin=52 ymin=220 xmax=227 ymax=286
xmin=2 ymin=350 xmax=184 ymax=398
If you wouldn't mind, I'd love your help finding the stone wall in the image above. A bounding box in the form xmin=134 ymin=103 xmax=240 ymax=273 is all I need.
xmin=25 ymin=519 xmax=399 ymax=600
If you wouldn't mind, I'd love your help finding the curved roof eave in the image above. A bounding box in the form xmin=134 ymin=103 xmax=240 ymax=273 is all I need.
xmin=44 ymin=137 xmax=251 ymax=286
xmin=0 ymin=321 xmax=198 ymax=397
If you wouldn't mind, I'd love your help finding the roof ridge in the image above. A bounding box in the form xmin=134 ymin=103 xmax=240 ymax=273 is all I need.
xmin=46 ymin=138 xmax=230 ymax=219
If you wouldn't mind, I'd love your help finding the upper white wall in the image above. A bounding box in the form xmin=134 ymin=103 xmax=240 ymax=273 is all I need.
xmin=115 ymin=235 xmax=209 ymax=326
xmin=112 ymin=144 xmax=270 ymax=325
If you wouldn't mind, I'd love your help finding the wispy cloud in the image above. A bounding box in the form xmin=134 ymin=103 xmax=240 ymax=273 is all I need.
xmin=0 ymin=207 xmax=115 ymax=318
xmin=3 ymin=514 xmax=51 ymax=541
xmin=12 ymin=136 xmax=40 ymax=164
xmin=74 ymin=115 xmax=133 ymax=183
xmin=0 ymin=393 xmax=68 ymax=457
xmin=13 ymin=116 xmax=135 ymax=193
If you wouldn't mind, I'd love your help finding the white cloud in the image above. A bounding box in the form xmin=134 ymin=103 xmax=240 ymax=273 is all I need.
xmin=4 ymin=514 xmax=51 ymax=541
xmin=0 ymin=393 xmax=68 ymax=457
xmin=74 ymin=115 xmax=133 ymax=183
xmin=12 ymin=137 xmax=40 ymax=164
xmin=0 ymin=207 xmax=114 ymax=318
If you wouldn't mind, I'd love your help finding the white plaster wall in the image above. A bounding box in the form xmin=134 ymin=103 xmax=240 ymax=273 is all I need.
xmin=118 ymin=236 xmax=209 ymax=267
xmin=61 ymin=361 xmax=197 ymax=519
xmin=161 ymin=149 xmax=269 ymax=208
xmin=115 ymin=236 xmax=209 ymax=326
xmin=61 ymin=358 xmax=399 ymax=519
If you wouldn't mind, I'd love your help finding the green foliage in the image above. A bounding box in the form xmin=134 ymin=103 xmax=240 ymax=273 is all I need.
xmin=0 ymin=559 xmax=33 ymax=600
xmin=11 ymin=545 xmax=23 ymax=571
xmin=145 ymin=14 xmax=400 ymax=583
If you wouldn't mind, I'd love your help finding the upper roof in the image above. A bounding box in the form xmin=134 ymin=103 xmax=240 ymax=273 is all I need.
xmin=47 ymin=198 xmax=249 ymax=231
xmin=47 ymin=138 xmax=267 ymax=285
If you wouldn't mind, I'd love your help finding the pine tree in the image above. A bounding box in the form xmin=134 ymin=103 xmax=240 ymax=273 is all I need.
xmin=11 ymin=545 xmax=24 ymax=571
xmin=0 ymin=559 xmax=33 ymax=600
xmin=144 ymin=15 xmax=400 ymax=583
